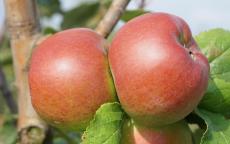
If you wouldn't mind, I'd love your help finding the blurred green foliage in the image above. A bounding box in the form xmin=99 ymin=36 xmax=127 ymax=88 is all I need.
xmin=0 ymin=35 xmax=14 ymax=114
xmin=37 ymin=0 xmax=62 ymax=17
xmin=0 ymin=114 xmax=17 ymax=144
xmin=61 ymin=2 xmax=101 ymax=29
xmin=121 ymin=9 xmax=149 ymax=22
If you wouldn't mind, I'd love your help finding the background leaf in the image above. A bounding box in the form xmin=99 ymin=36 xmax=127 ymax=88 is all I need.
xmin=61 ymin=2 xmax=99 ymax=29
xmin=42 ymin=27 xmax=58 ymax=34
xmin=0 ymin=35 xmax=15 ymax=114
xmin=189 ymin=124 xmax=205 ymax=144
xmin=82 ymin=102 xmax=125 ymax=144
xmin=37 ymin=0 xmax=62 ymax=17
xmin=196 ymin=109 xmax=230 ymax=144
xmin=0 ymin=115 xmax=17 ymax=144
xmin=196 ymin=28 xmax=230 ymax=116
xmin=52 ymin=128 xmax=82 ymax=144
xmin=121 ymin=10 xmax=149 ymax=22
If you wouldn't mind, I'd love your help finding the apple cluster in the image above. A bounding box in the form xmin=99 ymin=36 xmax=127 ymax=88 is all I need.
xmin=29 ymin=12 xmax=209 ymax=143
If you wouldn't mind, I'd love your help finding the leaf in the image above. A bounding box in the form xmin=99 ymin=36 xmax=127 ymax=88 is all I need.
xmin=61 ymin=2 xmax=100 ymax=29
xmin=82 ymin=102 xmax=125 ymax=144
xmin=42 ymin=27 xmax=58 ymax=35
xmin=189 ymin=124 xmax=205 ymax=144
xmin=195 ymin=109 xmax=230 ymax=144
xmin=200 ymin=78 xmax=230 ymax=116
xmin=121 ymin=10 xmax=149 ymax=22
xmin=196 ymin=28 xmax=230 ymax=115
xmin=0 ymin=35 xmax=14 ymax=85
xmin=0 ymin=115 xmax=17 ymax=144
xmin=0 ymin=47 xmax=12 ymax=65
xmin=61 ymin=0 xmax=113 ymax=29
xmin=0 ymin=35 xmax=11 ymax=65
xmin=37 ymin=0 xmax=62 ymax=17
xmin=52 ymin=127 xmax=82 ymax=144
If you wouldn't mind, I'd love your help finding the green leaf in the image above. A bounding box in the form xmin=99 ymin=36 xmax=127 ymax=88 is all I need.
xmin=61 ymin=2 xmax=100 ymax=29
xmin=52 ymin=127 xmax=82 ymax=144
xmin=0 ymin=35 xmax=11 ymax=65
xmin=82 ymin=102 xmax=125 ymax=144
xmin=0 ymin=35 xmax=14 ymax=85
xmin=200 ymin=78 xmax=230 ymax=116
xmin=189 ymin=124 xmax=205 ymax=144
xmin=0 ymin=115 xmax=17 ymax=144
xmin=42 ymin=27 xmax=58 ymax=35
xmin=196 ymin=28 xmax=230 ymax=115
xmin=121 ymin=10 xmax=149 ymax=22
xmin=0 ymin=47 xmax=12 ymax=65
xmin=37 ymin=0 xmax=62 ymax=17
xmin=195 ymin=109 xmax=230 ymax=144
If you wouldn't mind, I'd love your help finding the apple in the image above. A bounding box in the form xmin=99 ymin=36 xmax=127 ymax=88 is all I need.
xmin=121 ymin=120 xmax=193 ymax=144
xmin=109 ymin=12 xmax=209 ymax=127
xmin=29 ymin=28 xmax=116 ymax=131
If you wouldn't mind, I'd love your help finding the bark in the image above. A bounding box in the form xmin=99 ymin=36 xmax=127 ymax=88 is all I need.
xmin=95 ymin=0 xmax=130 ymax=38
xmin=4 ymin=0 xmax=48 ymax=143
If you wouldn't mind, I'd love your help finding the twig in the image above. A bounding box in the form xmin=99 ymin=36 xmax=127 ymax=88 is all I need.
xmin=95 ymin=0 xmax=130 ymax=38
xmin=0 ymin=65 xmax=18 ymax=114
xmin=138 ymin=0 xmax=146 ymax=9
xmin=4 ymin=0 xmax=48 ymax=143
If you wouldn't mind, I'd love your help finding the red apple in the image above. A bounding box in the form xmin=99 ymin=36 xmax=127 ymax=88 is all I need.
xmin=109 ymin=12 xmax=209 ymax=127
xmin=29 ymin=28 xmax=116 ymax=131
xmin=121 ymin=120 xmax=193 ymax=144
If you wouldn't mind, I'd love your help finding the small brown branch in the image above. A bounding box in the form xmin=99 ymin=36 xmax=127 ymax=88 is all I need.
xmin=138 ymin=0 xmax=146 ymax=9
xmin=4 ymin=0 xmax=48 ymax=143
xmin=0 ymin=65 xmax=18 ymax=114
xmin=0 ymin=22 xmax=4 ymax=44
xmin=95 ymin=0 xmax=130 ymax=38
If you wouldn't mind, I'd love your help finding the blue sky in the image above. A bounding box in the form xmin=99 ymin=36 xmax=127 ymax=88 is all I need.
xmin=0 ymin=0 xmax=4 ymax=32
xmin=0 ymin=0 xmax=230 ymax=35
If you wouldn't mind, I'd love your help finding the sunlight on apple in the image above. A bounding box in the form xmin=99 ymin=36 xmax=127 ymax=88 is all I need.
xmin=55 ymin=58 xmax=79 ymax=75
xmin=135 ymin=42 xmax=167 ymax=68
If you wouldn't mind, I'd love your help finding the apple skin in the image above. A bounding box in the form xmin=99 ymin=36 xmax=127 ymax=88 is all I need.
xmin=109 ymin=12 xmax=210 ymax=127
xmin=121 ymin=120 xmax=193 ymax=144
xmin=29 ymin=28 xmax=116 ymax=131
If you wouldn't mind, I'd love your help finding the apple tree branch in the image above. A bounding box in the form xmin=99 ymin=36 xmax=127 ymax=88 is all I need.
xmin=4 ymin=0 xmax=48 ymax=143
xmin=95 ymin=0 xmax=130 ymax=38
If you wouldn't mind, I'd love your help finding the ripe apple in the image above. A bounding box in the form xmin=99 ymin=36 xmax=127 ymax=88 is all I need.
xmin=29 ymin=28 xmax=116 ymax=131
xmin=121 ymin=120 xmax=193 ymax=144
xmin=109 ymin=12 xmax=209 ymax=127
